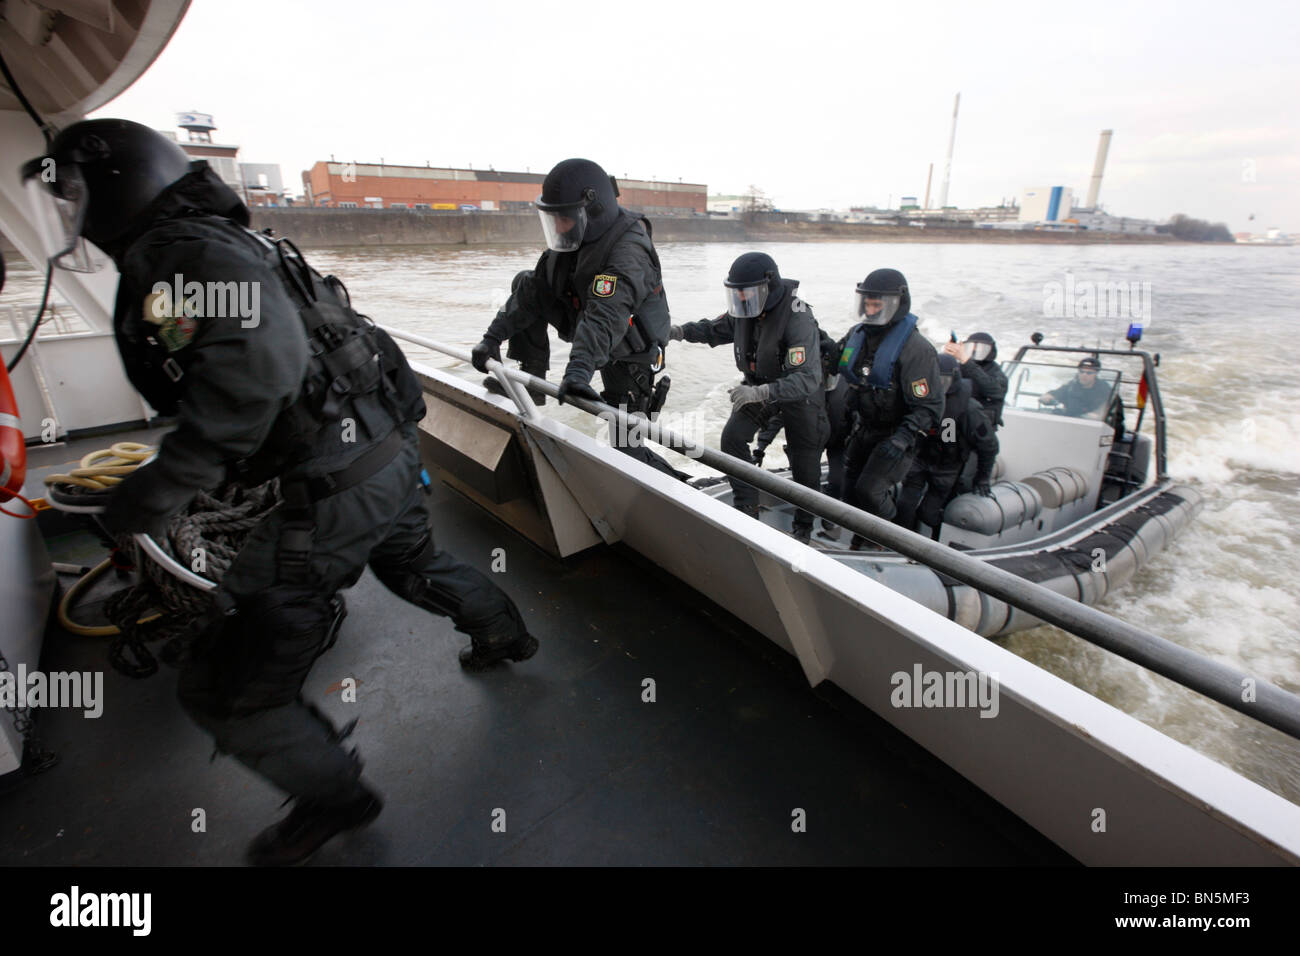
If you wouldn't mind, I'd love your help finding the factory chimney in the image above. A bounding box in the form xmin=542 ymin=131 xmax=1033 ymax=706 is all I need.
xmin=1085 ymin=129 xmax=1113 ymax=209
xmin=937 ymin=93 xmax=960 ymax=209
xmin=923 ymin=163 xmax=934 ymax=210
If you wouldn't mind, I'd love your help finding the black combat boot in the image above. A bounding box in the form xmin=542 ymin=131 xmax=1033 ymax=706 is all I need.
xmin=791 ymin=524 xmax=813 ymax=546
xmin=459 ymin=632 xmax=540 ymax=672
xmin=736 ymin=503 xmax=761 ymax=519
xmin=817 ymin=518 xmax=841 ymax=541
xmin=849 ymin=534 xmax=887 ymax=552
xmin=247 ymin=785 xmax=383 ymax=866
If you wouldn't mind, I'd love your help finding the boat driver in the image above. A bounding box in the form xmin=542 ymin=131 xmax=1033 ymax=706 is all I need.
xmin=1040 ymin=356 xmax=1111 ymax=418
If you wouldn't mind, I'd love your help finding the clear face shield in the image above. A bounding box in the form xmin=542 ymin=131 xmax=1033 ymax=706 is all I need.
xmin=854 ymin=291 xmax=900 ymax=326
xmin=967 ymin=341 xmax=993 ymax=362
xmin=536 ymin=204 xmax=588 ymax=252
xmin=21 ymin=158 xmax=96 ymax=273
xmin=939 ymin=369 xmax=957 ymax=393
xmin=724 ymin=281 xmax=769 ymax=319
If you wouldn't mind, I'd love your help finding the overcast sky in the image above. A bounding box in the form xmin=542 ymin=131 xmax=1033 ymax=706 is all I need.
xmin=92 ymin=0 xmax=1299 ymax=232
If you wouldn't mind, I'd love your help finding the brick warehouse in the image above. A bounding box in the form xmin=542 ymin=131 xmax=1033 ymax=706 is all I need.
xmin=302 ymin=162 xmax=707 ymax=215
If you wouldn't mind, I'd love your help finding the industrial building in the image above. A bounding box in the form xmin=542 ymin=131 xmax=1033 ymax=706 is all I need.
xmin=162 ymin=112 xmax=289 ymax=206
xmin=302 ymin=162 xmax=707 ymax=215
xmin=162 ymin=111 xmax=241 ymax=193
xmin=239 ymin=162 xmax=286 ymax=206
xmin=1019 ymin=186 xmax=1074 ymax=224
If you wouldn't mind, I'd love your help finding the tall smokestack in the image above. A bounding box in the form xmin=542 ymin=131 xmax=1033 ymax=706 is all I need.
xmin=923 ymin=163 xmax=934 ymax=210
xmin=937 ymin=92 xmax=960 ymax=209
xmin=1086 ymin=129 xmax=1112 ymax=209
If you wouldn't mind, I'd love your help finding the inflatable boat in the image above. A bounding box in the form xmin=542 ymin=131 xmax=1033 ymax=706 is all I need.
xmin=698 ymin=337 xmax=1202 ymax=636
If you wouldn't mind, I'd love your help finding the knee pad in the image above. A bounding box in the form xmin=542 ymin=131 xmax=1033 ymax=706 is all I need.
xmin=370 ymin=532 xmax=436 ymax=603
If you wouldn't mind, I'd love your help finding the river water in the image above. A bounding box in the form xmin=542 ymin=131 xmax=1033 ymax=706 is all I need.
xmin=7 ymin=239 xmax=1299 ymax=803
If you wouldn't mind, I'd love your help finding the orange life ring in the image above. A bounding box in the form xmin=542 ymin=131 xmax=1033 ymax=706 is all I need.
xmin=0 ymin=361 xmax=26 ymax=503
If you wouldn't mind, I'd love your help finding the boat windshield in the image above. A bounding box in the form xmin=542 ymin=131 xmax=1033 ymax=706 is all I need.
xmin=1001 ymin=360 xmax=1122 ymax=421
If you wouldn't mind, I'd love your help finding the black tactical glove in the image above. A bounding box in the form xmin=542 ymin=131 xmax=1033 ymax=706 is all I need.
xmin=668 ymin=325 xmax=684 ymax=342
xmin=101 ymin=462 xmax=193 ymax=541
xmin=877 ymin=432 xmax=912 ymax=463
xmin=975 ymin=480 xmax=993 ymax=498
xmin=556 ymin=376 xmax=602 ymax=406
xmin=471 ymin=336 xmax=502 ymax=374
xmin=751 ymin=447 xmax=765 ymax=467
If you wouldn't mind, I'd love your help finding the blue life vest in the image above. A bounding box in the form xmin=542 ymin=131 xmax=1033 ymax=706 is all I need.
xmin=838 ymin=313 xmax=919 ymax=388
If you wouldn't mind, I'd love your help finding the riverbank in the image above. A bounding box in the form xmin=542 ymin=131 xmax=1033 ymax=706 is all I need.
xmin=247 ymin=208 xmax=1179 ymax=249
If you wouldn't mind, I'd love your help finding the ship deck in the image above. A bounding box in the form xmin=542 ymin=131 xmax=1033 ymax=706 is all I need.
xmin=1 ymin=426 xmax=1074 ymax=865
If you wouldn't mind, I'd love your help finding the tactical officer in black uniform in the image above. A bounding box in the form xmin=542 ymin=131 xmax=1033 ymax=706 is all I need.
xmin=471 ymin=158 xmax=679 ymax=477
xmin=944 ymin=331 xmax=1007 ymax=429
xmin=895 ymin=353 xmax=998 ymax=536
xmin=836 ymin=269 xmax=944 ymax=546
xmin=669 ymin=253 xmax=828 ymax=543
xmin=23 ymin=120 xmax=537 ymax=866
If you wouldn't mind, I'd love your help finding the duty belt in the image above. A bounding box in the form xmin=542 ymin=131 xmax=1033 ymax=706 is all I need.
xmin=276 ymin=428 xmax=406 ymax=584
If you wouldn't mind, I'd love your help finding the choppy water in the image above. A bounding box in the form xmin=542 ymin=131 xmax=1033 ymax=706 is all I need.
xmin=6 ymin=240 xmax=1299 ymax=802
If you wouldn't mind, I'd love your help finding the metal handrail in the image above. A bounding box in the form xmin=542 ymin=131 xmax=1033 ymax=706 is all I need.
xmin=383 ymin=324 xmax=1300 ymax=742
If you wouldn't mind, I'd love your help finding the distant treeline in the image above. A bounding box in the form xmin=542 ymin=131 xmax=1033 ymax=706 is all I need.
xmin=1157 ymin=214 xmax=1234 ymax=242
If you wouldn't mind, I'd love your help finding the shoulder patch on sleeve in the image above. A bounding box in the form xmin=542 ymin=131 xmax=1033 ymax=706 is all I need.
xmin=911 ymin=378 xmax=930 ymax=398
xmin=787 ymin=346 xmax=806 ymax=366
xmin=592 ymin=275 xmax=618 ymax=297
xmin=158 ymin=314 xmax=199 ymax=352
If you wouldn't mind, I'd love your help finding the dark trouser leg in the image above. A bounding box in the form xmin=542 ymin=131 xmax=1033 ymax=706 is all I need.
xmin=177 ymin=519 xmax=373 ymax=806
xmin=720 ymin=402 xmax=767 ymax=510
xmin=852 ymin=438 xmax=917 ymax=523
xmin=824 ymin=380 xmax=852 ymax=498
xmin=505 ymin=320 xmax=551 ymax=375
xmin=502 ymin=270 xmax=553 ymax=374
xmin=598 ymin=361 xmax=687 ymax=480
xmin=918 ymin=469 xmax=960 ymax=534
xmin=953 ymin=454 xmax=978 ymax=497
xmin=753 ymin=409 xmax=784 ymax=462
xmin=895 ymin=461 xmax=929 ymax=532
xmin=177 ymin=425 xmax=523 ymax=805
xmin=779 ymin=397 xmax=830 ymax=533
xmin=841 ymin=429 xmax=885 ymax=508
xmin=368 ymin=491 xmax=526 ymax=650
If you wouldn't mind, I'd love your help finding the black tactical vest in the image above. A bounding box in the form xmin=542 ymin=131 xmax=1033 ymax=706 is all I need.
xmin=542 ymin=210 xmax=668 ymax=353
xmin=235 ymin=233 xmax=425 ymax=482
xmin=733 ymin=280 xmax=799 ymax=383
xmin=114 ymin=221 xmax=424 ymax=484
